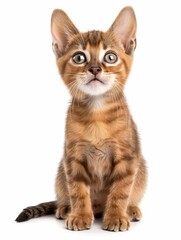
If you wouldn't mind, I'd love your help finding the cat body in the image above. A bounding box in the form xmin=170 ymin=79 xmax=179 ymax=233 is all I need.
xmin=16 ymin=6 xmax=147 ymax=232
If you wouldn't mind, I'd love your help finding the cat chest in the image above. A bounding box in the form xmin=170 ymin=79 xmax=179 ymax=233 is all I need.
xmin=85 ymin=143 xmax=113 ymax=180
xmin=83 ymin=121 xmax=111 ymax=142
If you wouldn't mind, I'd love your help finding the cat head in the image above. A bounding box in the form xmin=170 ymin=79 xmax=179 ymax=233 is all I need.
xmin=51 ymin=7 xmax=136 ymax=99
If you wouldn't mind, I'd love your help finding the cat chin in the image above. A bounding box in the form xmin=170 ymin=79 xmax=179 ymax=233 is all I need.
xmin=79 ymin=86 xmax=111 ymax=96
xmin=78 ymin=81 xmax=114 ymax=96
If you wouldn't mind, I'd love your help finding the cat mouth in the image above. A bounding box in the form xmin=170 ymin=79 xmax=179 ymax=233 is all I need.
xmin=87 ymin=78 xmax=104 ymax=85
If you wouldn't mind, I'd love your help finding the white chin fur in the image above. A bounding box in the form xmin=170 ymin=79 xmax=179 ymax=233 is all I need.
xmin=78 ymin=80 xmax=114 ymax=96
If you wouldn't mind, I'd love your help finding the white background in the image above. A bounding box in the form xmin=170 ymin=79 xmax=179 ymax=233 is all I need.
xmin=0 ymin=0 xmax=181 ymax=239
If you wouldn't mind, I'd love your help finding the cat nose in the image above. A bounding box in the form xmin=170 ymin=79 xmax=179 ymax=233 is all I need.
xmin=88 ymin=66 xmax=102 ymax=75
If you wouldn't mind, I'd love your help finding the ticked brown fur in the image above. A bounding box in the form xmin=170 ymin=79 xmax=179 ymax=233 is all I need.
xmin=16 ymin=7 xmax=147 ymax=232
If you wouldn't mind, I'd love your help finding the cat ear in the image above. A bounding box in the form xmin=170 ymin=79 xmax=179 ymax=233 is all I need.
xmin=108 ymin=7 xmax=137 ymax=54
xmin=51 ymin=9 xmax=79 ymax=57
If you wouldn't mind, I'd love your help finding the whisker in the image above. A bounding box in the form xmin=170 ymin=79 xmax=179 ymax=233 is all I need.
xmin=66 ymin=80 xmax=77 ymax=87
xmin=114 ymin=79 xmax=125 ymax=88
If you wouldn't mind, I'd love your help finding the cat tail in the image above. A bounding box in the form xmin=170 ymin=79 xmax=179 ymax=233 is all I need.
xmin=15 ymin=201 xmax=56 ymax=222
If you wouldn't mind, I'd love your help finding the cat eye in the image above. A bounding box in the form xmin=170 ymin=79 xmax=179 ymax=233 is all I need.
xmin=72 ymin=52 xmax=87 ymax=64
xmin=104 ymin=52 xmax=118 ymax=64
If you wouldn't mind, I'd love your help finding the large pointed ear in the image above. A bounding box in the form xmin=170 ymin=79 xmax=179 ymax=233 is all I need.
xmin=108 ymin=7 xmax=137 ymax=55
xmin=51 ymin=9 xmax=79 ymax=58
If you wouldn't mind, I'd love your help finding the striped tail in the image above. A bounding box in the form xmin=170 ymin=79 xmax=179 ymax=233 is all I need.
xmin=15 ymin=201 xmax=56 ymax=222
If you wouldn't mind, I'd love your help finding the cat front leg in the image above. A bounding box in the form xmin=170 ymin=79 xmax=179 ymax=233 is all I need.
xmin=64 ymin=158 xmax=94 ymax=231
xmin=103 ymin=155 xmax=137 ymax=231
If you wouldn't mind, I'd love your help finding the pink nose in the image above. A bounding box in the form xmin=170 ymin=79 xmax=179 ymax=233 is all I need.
xmin=88 ymin=66 xmax=102 ymax=75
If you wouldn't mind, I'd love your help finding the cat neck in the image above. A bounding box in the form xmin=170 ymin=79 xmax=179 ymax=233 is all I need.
xmin=69 ymin=92 xmax=128 ymax=123
xmin=85 ymin=95 xmax=110 ymax=111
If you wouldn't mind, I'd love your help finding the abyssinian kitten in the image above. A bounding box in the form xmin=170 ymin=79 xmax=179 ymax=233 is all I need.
xmin=16 ymin=6 xmax=147 ymax=231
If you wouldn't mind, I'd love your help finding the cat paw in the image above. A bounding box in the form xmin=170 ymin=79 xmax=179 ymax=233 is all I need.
xmin=103 ymin=214 xmax=130 ymax=232
xmin=127 ymin=206 xmax=142 ymax=221
xmin=56 ymin=205 xmax=70 ymax=219
xmin=65 ymin=213 xmax=93 ymax=231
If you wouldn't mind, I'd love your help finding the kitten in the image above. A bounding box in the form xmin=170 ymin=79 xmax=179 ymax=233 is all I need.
xmin=16 ymin=6 xmax=147 ymax=232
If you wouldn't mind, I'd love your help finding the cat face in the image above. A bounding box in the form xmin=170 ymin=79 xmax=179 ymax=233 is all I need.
xmin=51 ymin=7 xmax=136 ymax=99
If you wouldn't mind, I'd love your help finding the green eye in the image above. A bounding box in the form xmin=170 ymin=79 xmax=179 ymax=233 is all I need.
xmin=104 ymin=52 xmax=118 ymax=64
xmin=72 ymin=52 xmax=87 ymax=64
